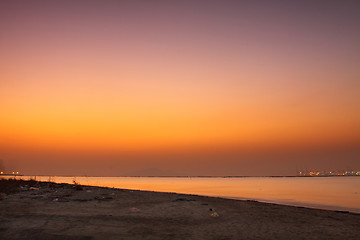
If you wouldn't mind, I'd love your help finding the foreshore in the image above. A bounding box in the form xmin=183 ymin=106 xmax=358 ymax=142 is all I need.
xmin=1 ymin=179 xmax=359 ymax=240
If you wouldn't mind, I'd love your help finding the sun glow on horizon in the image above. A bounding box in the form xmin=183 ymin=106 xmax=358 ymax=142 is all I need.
xmin=1 ymin=0 xmax=360 ymax=176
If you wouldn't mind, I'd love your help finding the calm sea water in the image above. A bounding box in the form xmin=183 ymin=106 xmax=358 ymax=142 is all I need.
xmin=13 ymin=176 xmax=360 ymax=213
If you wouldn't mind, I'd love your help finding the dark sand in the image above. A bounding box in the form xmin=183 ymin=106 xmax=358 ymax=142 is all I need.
xmin=0 ymin=180 xmax=359 ymax=240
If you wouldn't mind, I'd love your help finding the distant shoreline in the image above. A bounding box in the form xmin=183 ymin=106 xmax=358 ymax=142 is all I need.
xmin=3 ymin=174 xmax=359 ymax=178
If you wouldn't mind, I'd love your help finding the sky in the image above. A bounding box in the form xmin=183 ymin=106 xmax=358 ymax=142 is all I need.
xmin=0 ymin=0 xmax=359 ymax=176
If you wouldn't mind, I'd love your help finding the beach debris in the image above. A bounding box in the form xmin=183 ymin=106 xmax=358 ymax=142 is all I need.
xmin=29 ymin=187 xmax=40 ymax=191
xmin=73 ymin=198 xmax=92 ymax=202
xmin=209 ymin=208 xmax=219 ymax=217
xmin=31 ymin=195 xmax=45 ymax=200
xmin=53 ymin=198 xmax=59 ymax=202
xmin=95 ymin=196 xmax=104 ymax=201
xmin=173 ymin=198 xmax=196 ymax=202
xmin=335 ymin=210 xmax=350 ymax=214
xmin=95 ymin=195 xmax=113 ymax=201
xmin=86 ymin=190 xmax=92 ymax=193
xmin=210 ymin=212 xmax=219 ymax=218
xmin=130 ymin=207 xmax=140 ymax=213
xmin=0 ymin=193 xmax=7 ymax=200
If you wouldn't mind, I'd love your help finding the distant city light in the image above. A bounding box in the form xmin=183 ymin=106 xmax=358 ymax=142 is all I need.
xmin=297 ymin=169 xmax=360 ymax=177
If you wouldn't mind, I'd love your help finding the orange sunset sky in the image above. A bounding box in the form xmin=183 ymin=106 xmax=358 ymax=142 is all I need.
xmin=1 ymin=0 xmax=359 ymax=176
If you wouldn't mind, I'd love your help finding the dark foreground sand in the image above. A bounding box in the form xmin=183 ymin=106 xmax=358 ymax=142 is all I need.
xmin=0 ymin=180 xmax=359 ymax=240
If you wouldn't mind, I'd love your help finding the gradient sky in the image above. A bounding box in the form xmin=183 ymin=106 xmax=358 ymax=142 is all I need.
xmin=1 ymin=0 xmax=359 ymax=176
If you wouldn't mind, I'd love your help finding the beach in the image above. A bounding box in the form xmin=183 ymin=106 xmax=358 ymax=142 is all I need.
xmin=1 ymin=179 xmax=360 ymax=240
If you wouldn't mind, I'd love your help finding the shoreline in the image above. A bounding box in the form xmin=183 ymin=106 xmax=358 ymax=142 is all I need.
xmin=224 ymin=196 xmax=360 ymax=215
xmin=1 ymin=179 xmax=360 ymax=239
xmin=5 ymin=175 xmax=359 ymax=214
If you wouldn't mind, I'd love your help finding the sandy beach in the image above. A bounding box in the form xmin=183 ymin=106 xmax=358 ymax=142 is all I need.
xmin=1 ymin=179 xmax=359 ymax=240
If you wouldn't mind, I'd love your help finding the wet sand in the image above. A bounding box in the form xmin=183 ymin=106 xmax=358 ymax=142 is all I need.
xmin=1 ymin=180 xmax=359 ymax=240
